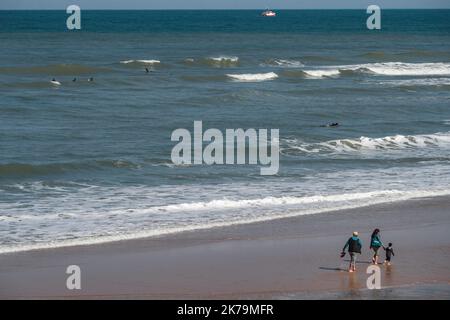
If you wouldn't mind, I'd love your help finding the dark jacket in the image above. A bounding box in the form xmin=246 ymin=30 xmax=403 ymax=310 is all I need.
xmin=343 ymin=236 xmax=362 ymax=254
xmin=385 ymin=246 xmax=395 ymax=258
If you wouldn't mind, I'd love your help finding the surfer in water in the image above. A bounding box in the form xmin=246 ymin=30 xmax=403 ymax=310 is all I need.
xmin=88 ymin=77 xmax=94 ymax=82
xmin=72 ymin=78 xmax=77 ymax=82
xmin=321 ymin=122 xmax=340 ymax=127
xmin=145 ymin=67 xmax=149 ymax=73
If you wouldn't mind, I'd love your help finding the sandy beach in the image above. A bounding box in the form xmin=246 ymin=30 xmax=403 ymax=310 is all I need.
xmin=1 ymin=195 xmax=449 ymax=299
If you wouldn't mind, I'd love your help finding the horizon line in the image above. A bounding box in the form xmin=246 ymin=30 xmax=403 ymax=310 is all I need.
xmin=1 ymin=8 xmax=450 ymax=11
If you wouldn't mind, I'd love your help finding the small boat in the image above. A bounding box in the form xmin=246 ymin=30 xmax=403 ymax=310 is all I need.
xmin=261 ymin=9 xmax=276 ymax=17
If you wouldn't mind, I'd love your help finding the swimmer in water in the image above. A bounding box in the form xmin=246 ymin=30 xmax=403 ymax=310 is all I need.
xmin=320 ymin=122 xmax=340 ymax=127
xmin=88 ymin=77 xmax=94 ymax=82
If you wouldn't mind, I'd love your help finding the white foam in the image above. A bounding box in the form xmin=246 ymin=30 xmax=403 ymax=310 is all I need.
xmin=262 ymin=59 xmax=304 ymax=68
xmin=209 ymin=56 xmax=239 ymax=63
xmin=303 ymin=69 xmax=341 ymax=78
xmin=7 ymin=191 xmax=408 ymax=223
xmin=362 ymin=62 xmax=450 ymax=76
xmin=227 ymin=72 xmax=278 ymax=82
xmin=2 ymin=152 xmax=450 ymax=255
xmin=283 ymin=132 xmax=450 ymax=153
xmin=1 ymin=188 xmax=450 ymax=254
xmin=302 ymin=62 xmax=450 ymax=78
xmin=120 ymin=59 xmax=161 ymax=65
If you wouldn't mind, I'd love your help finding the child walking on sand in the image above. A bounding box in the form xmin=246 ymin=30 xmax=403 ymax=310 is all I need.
xmin=384 ymin=242 xmax=395 ymax=265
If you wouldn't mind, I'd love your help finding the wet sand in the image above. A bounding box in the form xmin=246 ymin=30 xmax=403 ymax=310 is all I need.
xmin=0 ymin=195 xmax=449 ymax=299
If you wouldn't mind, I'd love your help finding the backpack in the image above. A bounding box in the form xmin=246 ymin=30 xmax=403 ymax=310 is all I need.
xmin=371 ymin=235 xmax=381 ymax=248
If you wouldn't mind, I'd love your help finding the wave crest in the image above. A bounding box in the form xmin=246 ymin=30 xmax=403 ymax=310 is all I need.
xmin=301 ymin=62 xmax=450 ymax=78
xmin=120 ymin=59 xmax=161 ymax=66
xmin=2 ymin=188 xmax=450 ymax=254
xmin=261 ymin=59 xmax=304 ymax=68
xmin=183 ymin=56 xmax=239 ymax=67
xmin=283 ymin=132 xmax=450 ymax=154
xmin=227 ymin=72 xmax=278 ymax=82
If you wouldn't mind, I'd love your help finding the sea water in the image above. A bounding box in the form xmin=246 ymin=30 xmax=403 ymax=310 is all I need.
xmin=0 ymin=10 xmax=450 ymax=253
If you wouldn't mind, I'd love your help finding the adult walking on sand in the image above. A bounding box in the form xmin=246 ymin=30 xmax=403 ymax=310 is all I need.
xmin=342 ymin=231 xmax=362 ymax=272
xmin=370 ymin=228 xmax=384 ymax=264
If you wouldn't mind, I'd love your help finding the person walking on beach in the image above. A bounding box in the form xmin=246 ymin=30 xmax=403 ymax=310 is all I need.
xmin=370 ymin=228 xmax=383 ymax=264
xmin=342 ymin=231 xmax=362 ymax=272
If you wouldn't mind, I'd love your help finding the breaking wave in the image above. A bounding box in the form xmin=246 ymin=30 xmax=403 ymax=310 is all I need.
xmin=182 ymin=56 xmax=240 ymax=67
xmin=301 ymin=62 xmax=450 ymax=78
xmin=120 ymin=59 xmax=161 ymax=66
xmin=282 ymin=132 xmax=450 ymax=154
xmin=261 ymin=59 xmax=304 ymax=68
xmin=120 ymin=59 xmax=160 ymax=64
xmin=227 ymin=72 xmax=278 ymax=82
xmin=2 ymin=187 xmax=450 ymax=254
xmin=208 ymin=56 xmax=239 ymax=63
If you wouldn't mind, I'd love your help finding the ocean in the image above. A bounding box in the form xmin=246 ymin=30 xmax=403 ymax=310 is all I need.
xmin=1 ymin=10 xmax=450 ymax=253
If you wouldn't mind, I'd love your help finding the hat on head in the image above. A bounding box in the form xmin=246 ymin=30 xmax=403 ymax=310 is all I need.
xmin=353 ymin=231 xmax=359 ymax=236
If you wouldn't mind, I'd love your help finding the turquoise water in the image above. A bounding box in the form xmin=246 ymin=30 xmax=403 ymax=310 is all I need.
xmin=1 ymin=10 xmax=450 ymax=252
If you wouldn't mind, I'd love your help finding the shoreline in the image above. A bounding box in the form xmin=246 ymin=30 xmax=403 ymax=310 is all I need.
xmin=2 ymin=191 xmax=450 ymax=256
xmin=1 ymin=195 xmax=449 ymax=299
